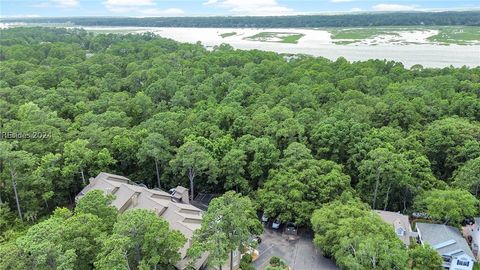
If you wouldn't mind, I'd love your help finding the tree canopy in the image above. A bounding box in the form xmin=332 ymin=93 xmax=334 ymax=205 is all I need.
xmin=0 ymin=26 xmax=479 ymax=270
xmin=414 ymin=189 xmax=479 ymax=225
xmin=311 ymin=193 xmax=409 ymax=269
xmin=190 ymin=191 xmax=262 ymax=270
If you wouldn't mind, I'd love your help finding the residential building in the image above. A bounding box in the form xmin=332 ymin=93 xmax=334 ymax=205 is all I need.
xmin=375 ymin=210 xmax=413 ymax=246
xmin=76 ymin=172 xmax=208 ymax=270
xmin=416 ymin=222 xmax=476 ymax=270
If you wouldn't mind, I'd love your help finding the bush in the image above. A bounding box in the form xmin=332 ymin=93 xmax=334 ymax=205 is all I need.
xmin=269 ymin=256 xmax=286 ymax=267
xmin=269 ymin=256 xmax=281 ymax=266
xmin=241 ymin=253 xmax=253 ymax=264
xmin=266 ymin=267 xmax=284 ymax=270
xmin=240 ymin=261 xmax=256 ymax=270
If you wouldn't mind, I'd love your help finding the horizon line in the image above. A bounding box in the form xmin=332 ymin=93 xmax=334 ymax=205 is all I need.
xmin=2 ymin=8 xmax=480 ymax=19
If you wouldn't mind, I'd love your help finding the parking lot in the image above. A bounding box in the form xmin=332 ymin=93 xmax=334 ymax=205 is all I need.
xmin=252 ymin=224 xmax=338 ymax=270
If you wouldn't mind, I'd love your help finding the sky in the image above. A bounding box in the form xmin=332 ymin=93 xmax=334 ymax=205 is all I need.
xmin=1 ymin=0 xmax=479 ymax=17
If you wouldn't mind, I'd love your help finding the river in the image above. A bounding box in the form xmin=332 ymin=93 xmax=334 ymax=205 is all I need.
xmin=82 ymin=26 xmax=480 ymax=68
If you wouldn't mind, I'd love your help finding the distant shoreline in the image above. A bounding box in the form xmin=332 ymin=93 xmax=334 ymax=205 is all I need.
xmin=1 ymin=11 xmax=480 ymax=28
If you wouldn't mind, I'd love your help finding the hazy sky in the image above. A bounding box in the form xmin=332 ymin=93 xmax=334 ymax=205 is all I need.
xmin=1 ymin=0 xmax=479 ymax=17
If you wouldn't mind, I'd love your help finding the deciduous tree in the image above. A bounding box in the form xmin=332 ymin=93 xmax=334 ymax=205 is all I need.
xmin=170 ymin=141 xmax=218 ymax=200
xmin=415 ymin=189 xmax=479 ymax=225
xmin=190 ymin=191 xmax=262 ymax=270
xmin=95 ymin=209 xmax=185 ymax=270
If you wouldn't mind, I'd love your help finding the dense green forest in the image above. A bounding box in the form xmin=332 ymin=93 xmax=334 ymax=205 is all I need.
xmin=2 ymin=11 xmax=480 ymax=27
xmin=0 ymin=27 xmax=479 ymax=269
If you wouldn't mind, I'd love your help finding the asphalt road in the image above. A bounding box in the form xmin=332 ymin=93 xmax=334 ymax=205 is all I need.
xmin=252 ymin=226 xmax=338 ymax=270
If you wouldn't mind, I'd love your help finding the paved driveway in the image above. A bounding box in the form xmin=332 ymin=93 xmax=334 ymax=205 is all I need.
xmin=252 ymin=226 xmax=338 ymax=270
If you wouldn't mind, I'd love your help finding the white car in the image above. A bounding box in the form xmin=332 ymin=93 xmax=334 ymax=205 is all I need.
xmin=272 ymin=219 xmax=281 ymax=229
xmin=261 ymin=213 xmax=269 ymax=223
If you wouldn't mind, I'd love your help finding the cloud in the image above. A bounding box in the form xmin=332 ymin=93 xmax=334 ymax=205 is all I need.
xmin=203 ymin=0 xmax=295 ymax=16
xmin=33 ymin=0 xmax=79 ymax=8
xmin=51 ymin=0 xmax=79 ymax=7
xmin=0 ymin=14 xmax=41 ymax=18
xmin=103 ymin=0 xmax=184 ymax=16
xmin=138 ymin=8 xmax=185 ymax=16
xmin=350 ymin=8 xmax=362 ymax=12
xmin=372 ymin=4 xmax=418 ymax=11
xmin=204 ymin=0 xmax=220 ymax=4
xmin=331 ymin=0 xmax=354 ymax=3
xmin=104 ymin=0 xmax=155 ymax=8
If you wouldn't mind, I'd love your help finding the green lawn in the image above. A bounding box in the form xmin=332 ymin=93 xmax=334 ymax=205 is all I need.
xmin=328 ymin=26 xmax=480 ymax=45
xmin=427 ymin=26 xmax=480 ymax=44
xmin=281 ymin=34 xmax=304 ymax=43
xmin=329 ymin=28 xmax=401 ymax=40
xmin=220 ymin=32 xmax=237 ymax=38
xmin=246 ymin=32 xmax=304 ymax=44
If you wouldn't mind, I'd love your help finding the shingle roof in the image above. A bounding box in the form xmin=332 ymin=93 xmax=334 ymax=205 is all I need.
xmin=416 ymin=222 xmax=476 ymax=261
xmin=375 ymin=210 xmax=412 ymax=246
xmin=76 ymin=172 xmax=207 ymax=270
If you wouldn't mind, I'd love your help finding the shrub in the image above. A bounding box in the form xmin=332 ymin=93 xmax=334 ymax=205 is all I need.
xmin=241 ymin=253 xmax=253 ymax=264
xmin=269 ymin=256 xmax=286 ymax=267
xmin=269 ymin=256 xmax=281 ymax=266
xmin=240 ymin=261 xmax=256 ymax=270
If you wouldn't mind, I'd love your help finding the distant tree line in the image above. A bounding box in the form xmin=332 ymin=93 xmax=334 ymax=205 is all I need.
xmin=2 ymin=11 xmax=480 ymax=27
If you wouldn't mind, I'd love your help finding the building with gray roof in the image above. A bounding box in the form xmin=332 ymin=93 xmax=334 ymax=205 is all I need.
xmin=375 ymin=210 xmax=413 ymax=246
xmin=76 ymin=172 xmax=208 ymax=270
xmin=416 ymin=222 xmax=476 ymax=270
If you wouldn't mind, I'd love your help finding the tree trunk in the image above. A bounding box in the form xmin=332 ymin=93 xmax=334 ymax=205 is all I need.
xmin=10 ymin=170 xmax=22 ymax=221
xmin=230 ymin=250 xmax=234 ymax=270
xmin=444 ymin=217 xmax=450 ymax=225
xmin=0 ymin=158 xmax=3 ymax=203
xmin=372 ymin=172 xmax=380 ymax=209
xmin=219 ymin=265 xmax=222 ymax=270
xmin=188 ymin=167 xmax=195 ymax=200
xmin=124 ymin=251 xmax=132 ymax=270
xmin=47 ymin=254 xmax=56 ymax=269
xmin=475 ymin=182 xmax=479 ymax=197
xmin=350 ymin=244 xmax=356 ymax=258
xmin=383 ymin=184 xmax=391 ymax=211
xmin=135 ymin=245 xmax=141 ymax=265
xmin=80 ymin=168 xmax=86 ymax=185
xmin=154 ymin=158 xmax=161 ymax=189
xmin=402 ymin=188 xmax=409 ymax=213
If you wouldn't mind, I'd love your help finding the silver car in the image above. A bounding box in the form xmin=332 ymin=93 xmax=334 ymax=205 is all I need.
xmin=272 ymin=219 xmax=281 ymax=229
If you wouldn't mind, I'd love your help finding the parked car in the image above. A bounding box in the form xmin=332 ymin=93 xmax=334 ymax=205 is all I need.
xmin=251 ymin=235 xmax=262 ymax=244
xmin=412 ymin=212 xmax=430 ymax=219
xmin=261 ymin=213 xmax=269 ymax=223
xmin=284 ymin=222 xmax=297 ymax=235
xmin=272 ymin=219 xmax=281 ymax=229
xmin=462 ymin=217 xmax=475 ymax=226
